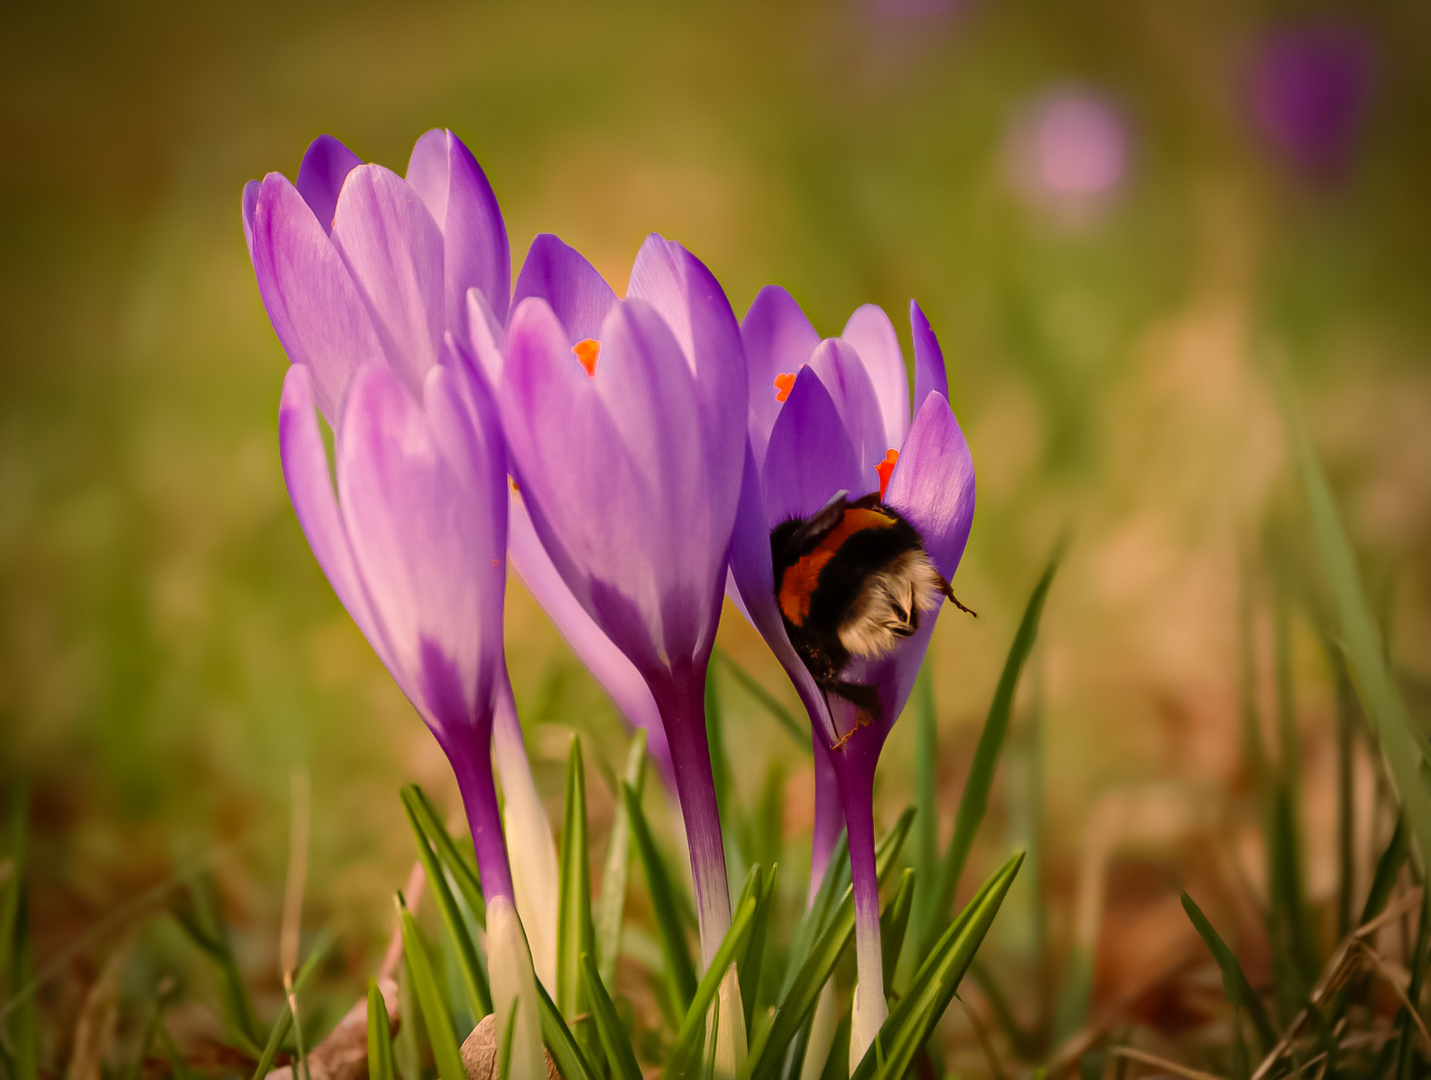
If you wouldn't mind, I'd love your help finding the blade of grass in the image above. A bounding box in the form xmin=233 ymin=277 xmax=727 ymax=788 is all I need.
xmin=715 ymin=647 xmax=812 ymax=754
xmin=173 ymin=873 xmax=264 ymax=1055
xmin=247 ymin=927 xmax=337 ymax=1080
xmin=403 ymin=785 xmax=486 ymax=929
xmin=0 ymin=785 xmax=27 ymax=994
xmin=925 ymin=554 xmax=1058 ymax=954
xmin=1180 ymin=893 xmax=1276 ymax=1054
xmin=622 ymin=780 xmax=698 ymax=1014
xmin=1290 ymin=400 xmax=1431 ymax=873
xmin=558 ymin=738 xmax=600 ymax=1067
xmin=880 ymin=869 xmax=915 ymax=994
xmin=596 ymin=730 xmax=647 ymax=987
xmin=401 ymin=788 xmax=491 ymax=1019
xmin=665 ymin=881 xmax=762 ymax=1079
xmin=741 ymin=864 xmax=780 ymax=1034
xmin=396 ymin=893 xmax=466 ymax=1080
xmin=580 ymin=953 xmax=643 ymax=1080
xmin=1362 ymin=819 xmax=1409 ymax=925
xmin=537 ymin=976 xmax=599 ymax=1080
xmin=853 ymin=852 xmax=1025 ymax=1080
xmin=368 ymin=980 xmax=396 ymax=1080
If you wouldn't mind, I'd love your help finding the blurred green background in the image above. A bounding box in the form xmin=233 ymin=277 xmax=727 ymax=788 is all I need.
xmin=3 ymin=0 xmax=1430 ymax=1064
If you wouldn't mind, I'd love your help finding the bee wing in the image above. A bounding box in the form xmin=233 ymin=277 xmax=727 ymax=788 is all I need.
xmin=784 ymin=489 xmax=849 ymax=555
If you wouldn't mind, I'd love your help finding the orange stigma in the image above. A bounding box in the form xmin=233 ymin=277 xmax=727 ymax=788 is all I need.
xmin=875 ymin=449 xmax=899 ymax=500
xmin=774 ymin=371 xmax=797 ymax=402
xmin=572 ymin=338 xmax=601 ymax=377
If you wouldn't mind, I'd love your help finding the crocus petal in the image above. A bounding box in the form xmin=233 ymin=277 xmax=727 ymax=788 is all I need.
xmin=241 ymin=180 xmax=259 ymax=259
xmin=277 ymin=364 xmax=392 ymax=671
xmin=883 ymin=391 xmax=975 ymax=579
xmin=910 ymin=300 xmax=950 ymax=413
xmin=407 ymin=129 xmax=512 ymax=329
xmin=741 ymin=285 xmax=821 ymax=464
xmin=330 ymin=164 xmax=446 ymax=399
xmin=627 ymin=235 xmax=747 ymax=470
xmin=728 ymin=443 xmax=837 ymax=747
xmin=507 ymin=490 xmax=676 ymax=779
xmin=808 ymin=338 xmax=887 ymax=497
xmin=487 ymin=897 xmax=545 ymax=1080
xmin=512 ymin=233 xmax=616 ymax=343
xmin=841 ymin=304 xmax=910 ymax=450
xmin=296 ymin=134 xmax=362 ymax=234
xmin=337 ymin=363 xmax=504 ymax=733
xmin=502 ymin=295 xmax=724 ymax=674
xmin=466 ymin=288 xmax=507 ymax=386
xmin=760 ymin=365 xmax=864 ymax=527
xmin=250 ymin=174 xmax=387 ymax=421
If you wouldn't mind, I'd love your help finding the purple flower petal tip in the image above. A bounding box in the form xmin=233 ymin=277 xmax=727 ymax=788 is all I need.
xmin=513 ymin=234 xmax=617 ymax=343
xmin=297 ymin=134 xmax=363 ymax=233
xmin=910 ymin=299 xmax=949 ymax=411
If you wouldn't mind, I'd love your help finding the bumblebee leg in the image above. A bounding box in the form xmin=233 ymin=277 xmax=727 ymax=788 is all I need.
xmin=938 ymin=576 xmax=977 ymax=617
xmin=825 ymin=680 xmax=883 ymax=724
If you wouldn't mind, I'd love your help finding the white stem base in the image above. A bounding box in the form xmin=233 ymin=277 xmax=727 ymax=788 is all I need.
xmin=487 ymin=897 xmax=544 ymax=1080
xmin=492 ymin=691 xmax=560 ymax=996
xmin=800 ymin=981 xmax=839 ymax=1080
xmin=849 ymin=980 xmax=889 ymax=1072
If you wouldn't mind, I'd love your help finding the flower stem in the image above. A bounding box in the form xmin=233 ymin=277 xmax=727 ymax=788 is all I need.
xmin=651 ymin=661 xmax=732 ymax=967
xmin=445 ymin=729 xmax=516 ymax=906
xmin=810 ymin=739 xmax=845 ymax=907
xmin=830 ymin=732 xmax=888 ymax=1067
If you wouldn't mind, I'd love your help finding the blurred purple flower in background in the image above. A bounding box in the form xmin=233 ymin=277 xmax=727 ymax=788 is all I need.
xmin=728 ymin=290 xmax=975 ymax=1065
xmin=1007 ymin=88 xmax=1128 ymax=220
xmin=1251 ymin=22 xmax=1374 ymax=178
xmin=487 ymin=233 xmax=748 ymax=964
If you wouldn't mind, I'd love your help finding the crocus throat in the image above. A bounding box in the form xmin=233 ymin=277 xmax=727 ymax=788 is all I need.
xmin=572 ymin=338 xmax=601 ymax=377
xmin=876 ymin=449 xmax=899 ymax=500
xmin=774 ymin=371 xmax=797 ymax=403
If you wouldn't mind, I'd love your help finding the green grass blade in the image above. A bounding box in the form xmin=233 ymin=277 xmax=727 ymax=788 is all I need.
xmin=367 ymin=980 xmax=396 ymax=1080
xmin=581 ymin=952 xmax=644 ymax=1080
xmin=880 ymin=869 xmax=915 ymax=994
xmin=1180 ymin=893 xmax=1276 ymax=1054
xmin=497 ymin=997 xmax=519 ymax=1080
xmin=537 ymin=977 xmax=599 ymax=1080
xmin=926 ymin=555 xmax=1057 ymax=953
xmin=0 ymin=785 xmax=27 ymax=996
xmin=597 ymin=730 xmax=647 ymax=987
xmin=622 ymin=780 xmax=698 ymax=1013
xmin=404 ymin=784 xmax=486 ymax=929
xmin=665 ymin=882 xmax=761 ymax=1079
xmin=715 ymin=647 xmax=812 ymax=754
xmin=1361 ymin=818 xmax=1408 ymax=925
xmin=558 ymin=738 xmax=594 ymax=1017
xmin=401 ymin=788 xmax=491 ymax=1020
xmin=853 ymin=852 xmax=1024 ymax=1080
xmin=247 ymin=927 xmax=337 ymax=1080
xmin=173 ymin=873 xmax=264 ymax=1055
xmin=1290 ymin=402 xmax=1431 ymax=874
xmin=740 ymin=865 xmax=780 ymax=1034
xmin=396 ymin=893 xmax=466 ymax=1080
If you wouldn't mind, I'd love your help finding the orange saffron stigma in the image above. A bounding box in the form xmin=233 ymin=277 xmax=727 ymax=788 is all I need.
xmin=774 ymin=371 xmax=797 ymax=403
xmin=572 ymin=338 xmax=601 ymax=377
xmin=875 ymin=449 xmax=899 ymax=500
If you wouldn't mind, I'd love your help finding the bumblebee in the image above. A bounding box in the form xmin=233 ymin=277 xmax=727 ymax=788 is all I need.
xmin=772 ymin=489 xmax=973 ymax=729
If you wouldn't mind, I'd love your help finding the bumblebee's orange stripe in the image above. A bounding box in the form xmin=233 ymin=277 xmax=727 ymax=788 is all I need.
xmin=778 ymin=507 xmax=897 ymax=624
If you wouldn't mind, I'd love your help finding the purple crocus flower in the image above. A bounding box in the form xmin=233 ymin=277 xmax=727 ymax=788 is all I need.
xmin=485 ymin=233 xmax=746 ymax=963
xmin=728 ymin=288 xmax=975 ymax=1063
xmin=1252 ymin=23 xmax=1374 ymax=178
xmin=242 ymin=130 xmax=535 ymax=914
